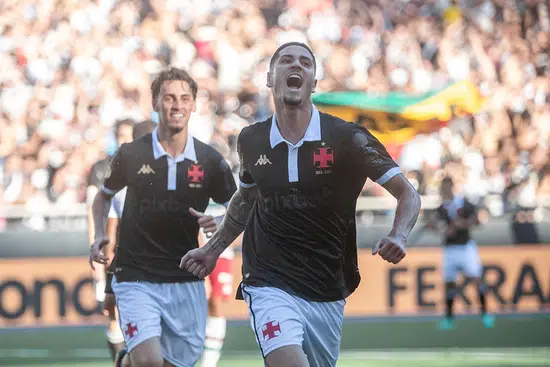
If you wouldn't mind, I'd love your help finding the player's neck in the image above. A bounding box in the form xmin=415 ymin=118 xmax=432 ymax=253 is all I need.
xmin=157 ymin=125 xmax=188 ymax=158
xmin=274 ymin=101 xmax=312 ymax=145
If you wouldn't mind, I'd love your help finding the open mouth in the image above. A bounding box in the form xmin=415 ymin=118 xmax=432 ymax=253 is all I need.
xmin=286 ymin=74 xmax=303 ymax=89
xmin=171 ymin=113 xmax=184 ymax=119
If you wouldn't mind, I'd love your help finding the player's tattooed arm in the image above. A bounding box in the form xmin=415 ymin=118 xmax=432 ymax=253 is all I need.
xmin=204 ymin=185 xmax=258 ymax=256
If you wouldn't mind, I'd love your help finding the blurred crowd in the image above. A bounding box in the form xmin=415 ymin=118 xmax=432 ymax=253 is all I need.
xmin=1 ymin=0 xmax=549 ymax=224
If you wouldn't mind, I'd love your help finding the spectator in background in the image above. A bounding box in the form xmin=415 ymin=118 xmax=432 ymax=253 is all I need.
xmin=0 ymin=0 xmax=549 ymax=234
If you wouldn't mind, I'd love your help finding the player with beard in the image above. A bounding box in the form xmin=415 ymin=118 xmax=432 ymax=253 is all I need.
xmin=90 ymin=68 xmax=237 ymax=367
xmin=181 ymin=42 xmax=422 ymax=367
xmin=86 ymin=118 xmax=134 ymax=360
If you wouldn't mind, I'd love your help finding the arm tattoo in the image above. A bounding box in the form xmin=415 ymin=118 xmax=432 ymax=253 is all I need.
xmin=205 ymin=185 xmax=258 ymax=256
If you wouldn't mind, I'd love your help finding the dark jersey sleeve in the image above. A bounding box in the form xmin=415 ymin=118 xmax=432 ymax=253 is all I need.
xmin=237 ymin=128 xmax=255 ymax=187
xmin=436 ymin=205 xmax=449 ymax=222
xmin=87 ymin=162 xmax=103 ymax=188
xmin=210 ymin=157 xmax=238 ymax=204
xmin=103 ymin=145 xmax=128 ymax=195
xmin=348 ymin=125 xmax=400 ymax=185
xmin=462 ymin=199 xmax=478 ymax=219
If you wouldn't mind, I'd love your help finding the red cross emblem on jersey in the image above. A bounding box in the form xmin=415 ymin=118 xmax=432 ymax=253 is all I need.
xmin=262 ymin=321 xmax=281 ymax=341
xmin=188 ymin=164 xmax=204 ymax=183
xmin=124 ymin=322 xmax=138 ymax=339
xmin=313 ymin=147 xmax=334 ymax=169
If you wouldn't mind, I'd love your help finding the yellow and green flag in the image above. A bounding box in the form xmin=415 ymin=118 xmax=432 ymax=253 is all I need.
xmin=312 ymin=80 xmax=485 ymax=146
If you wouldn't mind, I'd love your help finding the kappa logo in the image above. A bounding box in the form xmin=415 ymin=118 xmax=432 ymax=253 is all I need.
xmin=137 ymin=164 xmax=155 ymax=175
xmin=255 ymin=155 xmax=272 ymax=166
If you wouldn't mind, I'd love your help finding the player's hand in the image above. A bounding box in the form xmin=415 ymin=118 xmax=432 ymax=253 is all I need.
xmin=89 ymin=236 xmax=110 ymax=270
xmin=372 ymin=236 xmax=406 ymax=264
xmin=103 ymin=293 xmax=116 ymax=319
xmin=179 ymin=247 xmax=218 ymax=279
xmin=189 ymin=207 xmax=217 ymax=237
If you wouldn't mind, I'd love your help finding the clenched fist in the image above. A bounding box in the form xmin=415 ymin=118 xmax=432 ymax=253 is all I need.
xmin=372 ymin=236 xmax=406 ymax=264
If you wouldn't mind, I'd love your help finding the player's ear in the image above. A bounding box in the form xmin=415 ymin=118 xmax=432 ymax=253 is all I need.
xmin=191 ymin=98 xmax=197 ymax=113
xmin=266 ymin=72 xmax=273 ymax=88
xmin=312 ymin=79 xmax=317 ymax=94
xmin=152 ymin=97 xmax=159 ymax=112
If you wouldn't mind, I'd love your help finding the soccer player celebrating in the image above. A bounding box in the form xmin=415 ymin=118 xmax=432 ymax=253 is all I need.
xmin=181 ymin=42 xmax=421 ymax=367
xmin=427 ymin=177 xmax=495 ymax=330
xmin=90 ymin=67 xmax=237 ymax=367
xmin=86 ymin=118 xmax=134 ymax=361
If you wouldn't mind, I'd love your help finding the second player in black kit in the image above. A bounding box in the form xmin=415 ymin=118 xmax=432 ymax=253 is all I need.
xmin=90 ymin=67 xmax=236 ymax=367
xmin=104 ymin=132 xmax=235 ymax=283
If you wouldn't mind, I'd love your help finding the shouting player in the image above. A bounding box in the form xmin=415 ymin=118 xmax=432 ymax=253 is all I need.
xmin=90 ymin=67 xmax=237 ymax=367
xmin=427 ymin=176 xmax=495 ymax=330
xmin=99 ymin=119 xmax=158 ymax=361
xmin=86 ymin=118 xmax=134 ymax=360
xmin=181 ymin=42 xmax=421 ymax=367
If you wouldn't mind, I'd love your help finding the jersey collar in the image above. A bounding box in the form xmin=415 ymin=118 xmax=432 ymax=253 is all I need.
xmin=270 ymin=105 xmax=321 ymax=148
xmin=152 ymin=127 xmax=197 ymax=163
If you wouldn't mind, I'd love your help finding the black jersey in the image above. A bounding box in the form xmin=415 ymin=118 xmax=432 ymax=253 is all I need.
xmin=437 ymin=196 xmax=477 ymax=246
xmin=237 ymin=107 xmax=401 ymax=302
xmin=87 ymin=157 xmax=111 ymax=189
xmin=103 ymin=129 xmax=236 ymax=283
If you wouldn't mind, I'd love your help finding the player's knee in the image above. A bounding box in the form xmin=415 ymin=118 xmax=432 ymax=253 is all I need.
xmin=208 ymin=296 xmax=223 ymax=317
xmin=445 ymin=282 xmax=457 ymax=298
xmin=130 ymin=352 xmax=163 ymax=367
xmin=122 ymin=354 xmax=132 ymax=367
xmin=265 ymin=345 xmax=309 ymax=367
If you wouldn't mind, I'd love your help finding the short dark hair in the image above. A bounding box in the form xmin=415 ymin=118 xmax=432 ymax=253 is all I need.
xmin=114 ymin=119 xmax=135 ymax=136
xmin=441 ymin=176 xmax=454 ymax=186
xmin=151 ymin=67 xmax=198 ymax=102
xmin=269 ymin=42 xmax=316 ymax=72
xmin=133 ymin=120 xmax=157 ymax=139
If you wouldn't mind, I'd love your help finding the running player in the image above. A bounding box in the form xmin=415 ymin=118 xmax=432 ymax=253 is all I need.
xmin=90 ymin=67 xmax=237 ymax=367
xmin=181 ymin=42 xmax=421 ymax=367
xmin=86 ymin=118 xmax=134 ymax=360
xmin=426 ymin=176 xmax=495 ymax=330
xmin=100 ymin=120 xmax=158 ymax=361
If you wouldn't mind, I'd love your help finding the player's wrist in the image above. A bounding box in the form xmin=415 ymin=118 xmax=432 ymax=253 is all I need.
xmin=388 ymin=229 xmax=407 ymax=245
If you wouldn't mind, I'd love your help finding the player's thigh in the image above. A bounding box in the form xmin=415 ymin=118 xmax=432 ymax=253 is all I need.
xmin=265 ymin=345 xmax=310 ymax=367
xmin=241 ymin=285 xmax=305 ymax=359
xmin=128 ymin=336 xmax=164 ymax=367
xmin=301 ymin=299 xmax=345 ymax=367
xmin=463 ymin=241 xmax=482 ymax=278
xmin=442 ymin=246 xmax=460 ymax=282
xmin=160 ymin=281 xmax=207 ymax=367
xmin=112 ymin=277 xmax=163 ymax=353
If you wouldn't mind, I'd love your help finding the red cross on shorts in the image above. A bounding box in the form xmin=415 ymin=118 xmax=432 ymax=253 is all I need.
xmin=125 ymin=322 xmax=138 ymax=339
xmin=313 ymin=147 xmax=334 ymax=169
xmin=262 ymin=321 xmax=281 ymax=341
xmin=188 ymin=164 xmax=204 ymax=183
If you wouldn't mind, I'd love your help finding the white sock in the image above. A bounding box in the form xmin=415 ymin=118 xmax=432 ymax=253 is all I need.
xmin=201 ymin=317 xmax=226 ymax=367
xmin=106 ymin=322 xmax=125 ymax=344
